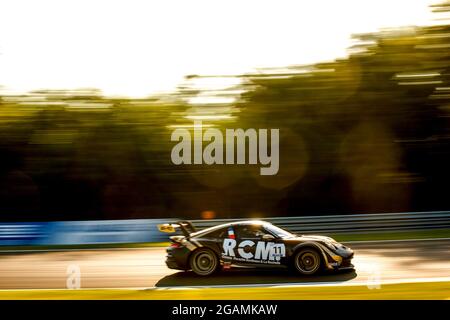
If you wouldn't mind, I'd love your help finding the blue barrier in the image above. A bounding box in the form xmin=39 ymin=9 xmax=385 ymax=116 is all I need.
xmin=0 ymin=222 xmax=50 ymax=246
xmin=0 ymin=219 xmax=171 ymax=246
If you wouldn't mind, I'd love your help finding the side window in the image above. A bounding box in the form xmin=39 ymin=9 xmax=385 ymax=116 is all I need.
xmin=236 ymin=225 xmax=269 ymax=239
xmin=205 ymin=227 xmax=228 ymax=238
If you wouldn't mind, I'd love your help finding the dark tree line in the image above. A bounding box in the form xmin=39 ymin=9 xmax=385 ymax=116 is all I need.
xmin=1 ymin=3 xmax=450 ymax=221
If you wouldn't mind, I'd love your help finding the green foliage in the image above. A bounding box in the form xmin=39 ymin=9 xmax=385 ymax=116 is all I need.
xmin=1 ymin=7 xmax=450 ymax=220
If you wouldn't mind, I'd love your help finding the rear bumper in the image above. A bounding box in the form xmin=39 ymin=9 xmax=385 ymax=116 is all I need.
xmin=166 ymin=258 xmax=184 ymax=270
xmin=165 ymin=246 xmax=190 ymax=270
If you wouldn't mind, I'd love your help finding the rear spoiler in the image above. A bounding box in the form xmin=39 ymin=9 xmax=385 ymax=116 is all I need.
xmin=157 ymin=220 xmax=197 ymax=237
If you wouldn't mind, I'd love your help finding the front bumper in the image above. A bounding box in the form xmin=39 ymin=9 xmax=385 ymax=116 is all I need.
xmin=333 ymin=258 xmax=355 ymax=271
xmin=323 ymin=245 xmax=355 ymax=271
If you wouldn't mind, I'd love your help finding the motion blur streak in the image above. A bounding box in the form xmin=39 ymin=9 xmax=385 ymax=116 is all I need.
xmin=0 ymin=2 xmax=450 ymax=220
xmin=0 ymin=240 xmax=448 ymax=289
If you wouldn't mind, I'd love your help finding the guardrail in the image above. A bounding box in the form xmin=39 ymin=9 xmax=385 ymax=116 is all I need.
xmin=189 ymin=211 xmax=450 ymax=234
xmin=0 ymin=211 xmax=449 ymax=246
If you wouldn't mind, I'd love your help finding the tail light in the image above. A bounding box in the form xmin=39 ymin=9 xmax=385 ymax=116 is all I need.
xmin=170 ymin=242 xmax=181 ymax=248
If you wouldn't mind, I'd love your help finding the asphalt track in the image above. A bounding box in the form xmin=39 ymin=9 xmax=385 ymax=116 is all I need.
xmin=0 ymin=239 xmax=449 ymax=290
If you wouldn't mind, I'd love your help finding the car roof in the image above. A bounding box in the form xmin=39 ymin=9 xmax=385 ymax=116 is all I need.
xmin=190 ymin=220 xmax=270 ymax=237
xmin=229 ymin=220 xmax=267 ymax=226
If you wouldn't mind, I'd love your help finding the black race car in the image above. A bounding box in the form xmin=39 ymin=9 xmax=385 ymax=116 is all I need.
xmin=158 ymin=220 xmax=354 ymax=276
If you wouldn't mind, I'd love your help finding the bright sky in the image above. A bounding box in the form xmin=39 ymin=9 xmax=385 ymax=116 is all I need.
xmin=0 ymin=0 xmax=438 ymax=97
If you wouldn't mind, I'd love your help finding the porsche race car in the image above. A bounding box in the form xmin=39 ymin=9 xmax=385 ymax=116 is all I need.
xmin=158 ymin=220 xmax=354 ymax=276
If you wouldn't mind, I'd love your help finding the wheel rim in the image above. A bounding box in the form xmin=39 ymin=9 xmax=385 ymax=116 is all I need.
xmin=194 ymin=251 xmax=217 ymax=274
xmin=296 ymin=251 xmax=319 ymax=274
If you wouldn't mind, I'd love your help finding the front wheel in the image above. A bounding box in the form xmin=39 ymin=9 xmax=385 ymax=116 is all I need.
xmin=293 ymin=248 xmax=322 ymax=275
xmin=189 ymin=248 xmax=219 ymax=276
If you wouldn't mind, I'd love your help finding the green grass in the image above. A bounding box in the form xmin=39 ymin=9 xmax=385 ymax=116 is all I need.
xmin=330 ymin=228 xmax=450 ymax=242
xmin=1 ymin=281 xmax=449 ymax=300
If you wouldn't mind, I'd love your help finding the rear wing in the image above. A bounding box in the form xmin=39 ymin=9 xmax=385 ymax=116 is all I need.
xmin=157 ymin=220 xmax=196 ymax=237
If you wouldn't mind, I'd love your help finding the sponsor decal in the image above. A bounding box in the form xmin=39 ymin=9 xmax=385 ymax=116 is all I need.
xmin=222 ymin=238 xmax=286 ymax=264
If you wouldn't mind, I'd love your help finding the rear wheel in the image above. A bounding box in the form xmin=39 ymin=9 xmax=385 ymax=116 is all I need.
xmin=293 ymin=248 xmax=322 ymax=275
xmin=189 ymin=248 xmax=219 ymax=276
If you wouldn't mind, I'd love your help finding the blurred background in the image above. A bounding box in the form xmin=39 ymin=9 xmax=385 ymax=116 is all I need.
xmin=0 ymin=0 xmax=450 ymax=221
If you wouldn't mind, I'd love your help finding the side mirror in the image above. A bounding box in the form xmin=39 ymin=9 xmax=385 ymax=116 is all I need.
xmin=262 ymin=234 xmax=275 ymax=241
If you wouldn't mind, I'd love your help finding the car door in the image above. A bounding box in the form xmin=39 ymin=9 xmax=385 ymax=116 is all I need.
xmin=234 ymin=224 xmax=278 ymax=265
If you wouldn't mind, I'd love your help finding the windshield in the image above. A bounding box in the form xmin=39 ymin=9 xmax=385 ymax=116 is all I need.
xmin=264 ymin=223 xmax=295 ymax=238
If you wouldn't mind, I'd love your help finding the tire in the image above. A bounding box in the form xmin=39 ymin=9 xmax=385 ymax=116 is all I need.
xmin=189 ymin=248 xmax=219 ymax=276
xmin=293 ymin=248 xmax=322 ymax=275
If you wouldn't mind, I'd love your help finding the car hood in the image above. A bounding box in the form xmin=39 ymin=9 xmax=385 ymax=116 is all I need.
xmin=296 ymin=235 xmax=336 ymax=242
xmin=284 ymin=235 xmax=353 ymax=258
xmin=293 ymin=235 xmax=336 ymax=243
